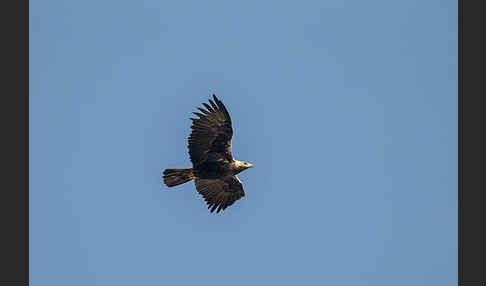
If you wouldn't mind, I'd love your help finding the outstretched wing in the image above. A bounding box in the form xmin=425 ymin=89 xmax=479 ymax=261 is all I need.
xmin=195 ymin=175 xmax=245 ymax=213
xmin=188 ymin=95 xmax=233 ymax=167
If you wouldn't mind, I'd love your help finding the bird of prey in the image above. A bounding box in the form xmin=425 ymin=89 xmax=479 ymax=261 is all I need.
xmin=162 ymin=94 xmax=253 ymax=213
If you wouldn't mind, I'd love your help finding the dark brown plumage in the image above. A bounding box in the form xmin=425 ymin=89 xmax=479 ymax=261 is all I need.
xmin=162 ymin=95 xmax=253 ymax=213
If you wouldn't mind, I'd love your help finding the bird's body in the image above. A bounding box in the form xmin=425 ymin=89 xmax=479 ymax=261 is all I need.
xmin=162 ymin=95 xmax=253 ymax=213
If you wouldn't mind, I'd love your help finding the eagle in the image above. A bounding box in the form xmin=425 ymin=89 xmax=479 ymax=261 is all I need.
xmin=162 ymin=95 xmax=253 ymax=213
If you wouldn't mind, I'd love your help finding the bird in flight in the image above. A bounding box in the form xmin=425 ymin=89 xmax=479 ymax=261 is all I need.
xmin=162 ymin=94 xmax=253 ymax=213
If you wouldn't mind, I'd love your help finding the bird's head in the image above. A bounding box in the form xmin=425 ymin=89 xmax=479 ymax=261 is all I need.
xmin=234 ymin=160 xmax=253 ymax=174
xmin=244 ymin=162 xmax=254 ymax=169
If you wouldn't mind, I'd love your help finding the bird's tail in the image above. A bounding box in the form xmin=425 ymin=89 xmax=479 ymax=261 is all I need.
xmin=162 ymin=168 xmax=195 ymax=187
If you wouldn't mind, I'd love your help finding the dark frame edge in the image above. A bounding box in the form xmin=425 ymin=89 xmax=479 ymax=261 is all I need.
xmin=26 ymin=0 xmax=30 ymax=284
xmin=2 ymin=0 xmax=29 ymax=285
xmin=458 ymin=0 xmax=486 ymax=284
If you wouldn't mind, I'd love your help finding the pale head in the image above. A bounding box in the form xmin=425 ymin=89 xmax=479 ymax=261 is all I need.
xmin=233 ymin=160 xmax=254 ymax=174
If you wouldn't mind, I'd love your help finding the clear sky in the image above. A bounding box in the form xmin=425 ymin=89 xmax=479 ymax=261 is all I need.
xmin=30 ymin=1 xmax=457 ymax=285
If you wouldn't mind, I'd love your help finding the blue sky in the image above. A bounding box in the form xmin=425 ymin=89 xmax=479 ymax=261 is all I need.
xmin=30 ymin=1 xmax=457 ymax=285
